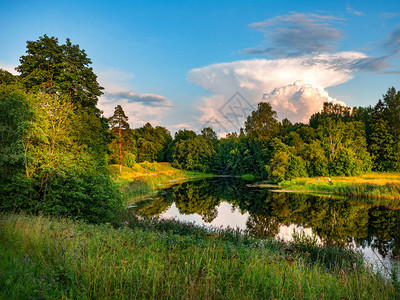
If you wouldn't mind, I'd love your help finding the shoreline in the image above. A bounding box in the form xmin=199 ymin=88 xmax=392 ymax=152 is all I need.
xmin=276 ymin=173 xmax=400 ymax=205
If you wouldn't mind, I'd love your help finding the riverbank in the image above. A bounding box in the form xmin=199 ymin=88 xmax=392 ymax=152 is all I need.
xmin=279 ymin=173 xmax=400 ymax=205
xmin=109 ymin=162 xmax=214 ymax=203
xmin=1 ymin=213 xmax=397 ymax=299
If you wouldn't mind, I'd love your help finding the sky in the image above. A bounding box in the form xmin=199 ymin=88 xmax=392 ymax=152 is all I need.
xmin=1 ymin=0 xmax=400 ymax=136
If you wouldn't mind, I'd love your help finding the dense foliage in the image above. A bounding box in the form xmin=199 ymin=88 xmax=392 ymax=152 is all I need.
xmin=16 ymin=35 xmax=103 ymax=111
xmin=0 ymin=36 xmax=122 ymax=223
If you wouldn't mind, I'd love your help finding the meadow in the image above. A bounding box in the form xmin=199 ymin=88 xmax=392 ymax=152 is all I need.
xmin=1 ymin=213 xmax=398 ymax=299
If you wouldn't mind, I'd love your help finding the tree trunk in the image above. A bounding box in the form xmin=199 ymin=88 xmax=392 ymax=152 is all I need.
xmin=119 ymin=117 xmax=122 ymax=172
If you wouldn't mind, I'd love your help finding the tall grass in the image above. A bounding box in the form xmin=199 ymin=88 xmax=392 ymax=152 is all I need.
xmin=0 ymin=213 xmax=396 ymax=299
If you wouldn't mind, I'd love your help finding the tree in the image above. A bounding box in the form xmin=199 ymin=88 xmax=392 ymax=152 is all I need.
xmin=132 ymin=123 xmax=172 ymax=162
xmin=309 ymin=102 xmax=351 ymax=128
xmin=0 ymin=69 xmax=17 ymax=85
xmin=172 ymin=134 xmax=216 ymax=172
xmin=201 ymin=127 xmax=218 ymax=142
xmin=382 ymin=87 xmax=400 ymax=138
xmin=16 ymin=35 xmax=103 ymax=110
xmin=369 ymin=100 xmax=396 ymax=171
xmin=245 ymin=102 xmax=279 ymax=140
xmin=0 ymin=87 xmax=122 ymax=221
xmin=109 ymin=105 xmax=130 ymax=172
xmin=0 ymin=85 xmax=34 ymax=210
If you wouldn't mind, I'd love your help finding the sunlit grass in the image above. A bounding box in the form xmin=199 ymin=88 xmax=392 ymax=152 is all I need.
xmin=109 ymin=162 xmax=214 ymax=203
xmin=0 ymin=213 xmax=396 ymax=299
xmin=110 ymin=162 xmax=187 ymax=186
xmin=279 ymin=173 xmax=400 ymax=205
xmin=290 ymin=173 xmax=400 ymax=186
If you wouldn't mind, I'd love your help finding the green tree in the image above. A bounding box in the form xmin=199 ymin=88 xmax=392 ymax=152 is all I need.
xmin=0 ymin=88 xmax=122 ymax=221
xmin=268 ymin=138 xmax=307 ymax=182
xmin=109 ymin=105 xmax=130 ymax=172
xmin=382 ymin=87 xmax=400 ymax=139
xmin=132 ymin=123 xmax=172 ymax=162
xmin=0 ymin=85 xmax=34 ymax=209
xmin=369 ymin=100 xmax=396 ymax=171
xmin=173 ymin=135 xmax=216 ymax=172
xmin=0 ymin=69 xmax=17 ymax=85
xmin=136 ymin=138 xmax=158 ymax=162
xmin=245 ymin=102 xmax=279 ymax=140
xmin=0 ymin=85 xmax=31 ymax=176
xmin=303 ymin=141 xmax=329 ymax=176
xmin=16 ymin=35 xmax=103 ymax=110
xmin=309 ymin=102 xmax=352 ymax=128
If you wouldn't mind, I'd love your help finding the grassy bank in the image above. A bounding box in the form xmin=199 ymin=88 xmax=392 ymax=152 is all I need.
xmin=0 ymin=213 xmax=397 ymax=299
xmin=109 ymin=162 xmax=213 ymax=203
xmin=279 ymin=173 xmax=400 ymax=205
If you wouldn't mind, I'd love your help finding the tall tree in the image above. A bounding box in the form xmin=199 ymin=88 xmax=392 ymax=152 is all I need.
xmin=245 ymin=102 xmax=279 ymax=140
xmin=16 ymin=35 xmax=103 ymax=110
xmin=369 ymin=100 xmax=396 ymax=171
xmin=109 ymin=105 xmax=130 ymax=172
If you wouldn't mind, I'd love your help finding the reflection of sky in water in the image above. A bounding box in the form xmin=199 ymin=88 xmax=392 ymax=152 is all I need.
xmin=276 ymin=224 xmax=316 ymax=242
xmin=162 ymin=202 xmax=249 ymax=230
xmin=160 ymin=200 xmax=390 ymax=274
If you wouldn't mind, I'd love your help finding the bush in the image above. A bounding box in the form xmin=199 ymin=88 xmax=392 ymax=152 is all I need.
xmin=124 ymin=152 xmax=136 ymax=168
xmin=41 ymin=173 xmax=123 ymax=223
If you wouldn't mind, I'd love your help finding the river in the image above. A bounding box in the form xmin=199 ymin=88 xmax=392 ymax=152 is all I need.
xmin=131 ymin=177 xmax=400 ymax=274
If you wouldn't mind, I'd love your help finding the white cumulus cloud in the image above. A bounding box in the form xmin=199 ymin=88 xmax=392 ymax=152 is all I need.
xmin=262 ymin=81 xmax=345 ymax=123
xmin=189 ymin=52 xmax=365 ymax=131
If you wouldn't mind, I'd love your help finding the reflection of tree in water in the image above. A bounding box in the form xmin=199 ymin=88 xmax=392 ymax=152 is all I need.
xmin=364 ymin=207 xmax=400 ymax=258
xmin=173 ymin=180 xmax=219 ymax=223
xmin=133 ymin=189 xmax=174 ymax=217
xmin=134 ymin=178 xmax=400 ymax=255
xmin=246 ymin=215 xmax=280 ymax=238
xmin=290 ymin=197 xmax=370 ymax=247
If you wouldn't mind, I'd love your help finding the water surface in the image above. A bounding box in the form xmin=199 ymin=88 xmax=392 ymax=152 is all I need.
xmin=132 ymin=177 xmax=400 ymax=272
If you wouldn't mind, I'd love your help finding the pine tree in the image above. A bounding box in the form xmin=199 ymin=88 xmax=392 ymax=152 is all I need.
xmin=109 ymin=105 xmax=130 ymax=172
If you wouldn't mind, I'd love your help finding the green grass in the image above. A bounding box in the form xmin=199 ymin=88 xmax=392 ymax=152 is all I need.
xmin=279 ymin=173 xmax=400 ymax=206
xmin=0 ymin=213 xmax=397 ymax=299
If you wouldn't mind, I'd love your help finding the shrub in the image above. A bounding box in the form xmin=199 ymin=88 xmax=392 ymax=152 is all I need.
xmin=41 ymin=172 xmax=123 ymax=223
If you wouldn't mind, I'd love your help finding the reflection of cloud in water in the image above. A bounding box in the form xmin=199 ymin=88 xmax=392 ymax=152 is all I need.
xmin=161 ymin=201 xmax=249 ymax=230
xmin=162 ymin=203 xmax=205 ymax=225
xmin=276 ymin=224 xmax=316 ymax=242
xmin=348 ymin=239 xmax=392 ymax=277
xmin=210 ymin=202 xmax=249 ymax=230
xmin=162 ymin=202 xmax=315 ymax=236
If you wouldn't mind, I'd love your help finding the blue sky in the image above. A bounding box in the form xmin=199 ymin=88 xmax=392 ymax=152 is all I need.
xmin=1 ymin=0 xmax=400 ymax=135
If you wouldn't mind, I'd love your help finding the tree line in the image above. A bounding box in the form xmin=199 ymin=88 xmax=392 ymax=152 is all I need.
xmin=111 ymin=92 xmax=400 ymax=181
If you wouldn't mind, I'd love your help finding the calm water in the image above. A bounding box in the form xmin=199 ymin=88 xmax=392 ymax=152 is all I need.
xmin=131 ymin=177 xmax=400 ymax=272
